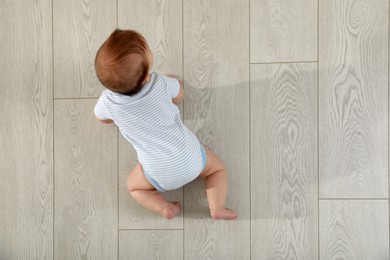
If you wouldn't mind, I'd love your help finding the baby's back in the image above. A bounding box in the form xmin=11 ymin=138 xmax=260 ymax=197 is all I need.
xmin=99 ymin=72 xmax=203 ymax=191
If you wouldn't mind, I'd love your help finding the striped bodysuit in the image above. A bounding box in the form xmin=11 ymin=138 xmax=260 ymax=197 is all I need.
xmin=94 ymin=72 xmax=206 ymax=192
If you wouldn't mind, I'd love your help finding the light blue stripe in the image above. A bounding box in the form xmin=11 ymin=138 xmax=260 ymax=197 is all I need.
xmin=144 ymin=172 xmax=167 ymax=192
xmin=199 ymin=143 xmax=207 ymax=172
xmin=100 ymin=72 xmax=205 ymax=191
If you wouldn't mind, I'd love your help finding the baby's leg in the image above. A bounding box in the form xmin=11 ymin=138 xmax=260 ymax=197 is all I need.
xmin=127 ymin=163 xmax=180 ymax=219
xmin=199 ymin=147 xmax=237 ymax=220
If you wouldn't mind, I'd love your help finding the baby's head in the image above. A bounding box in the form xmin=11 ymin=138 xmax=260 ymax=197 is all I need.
xmin=95 ymin=29 xmax=153 ymax=95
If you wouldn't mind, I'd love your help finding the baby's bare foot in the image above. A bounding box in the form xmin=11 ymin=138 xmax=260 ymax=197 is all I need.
xmin=161 ymin=201 xmax=181 ymax=219
xmin=210 ymin=207 xmax=237 ymax=220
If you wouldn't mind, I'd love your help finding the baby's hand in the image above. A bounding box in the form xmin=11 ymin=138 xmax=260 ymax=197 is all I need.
xmin=166 ymin=74 xmax=177 ymax=78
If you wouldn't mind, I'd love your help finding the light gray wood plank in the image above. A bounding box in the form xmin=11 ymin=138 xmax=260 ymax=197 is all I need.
xmin=250 ymin=0 xmax=317 ymax=63
xmin=118 ymin=0 xmax=182 ymax=79
xmin=184 ymin=0 xmax=250 ymax=259
xmin=118 ymin=0 xmax=184 ymax=229
xmin=119 ymin=230 xmax=183 ymax=260
xmin=319 ymin=0 xmax=388 ymax=198
xmin=118 ymin=134 xmax=183 ymax=229
xmin=54 ymin=100 xmax=117 ymax=259
xmin=53 ymin=0 xmax=116 ymax=98
xmin=320 ymin=200 xmax=389 ymax=259
xmin=0 ymin=1 xmax=53 ymax=259
xmin=250 ymin=63 xmax=318 ymax=259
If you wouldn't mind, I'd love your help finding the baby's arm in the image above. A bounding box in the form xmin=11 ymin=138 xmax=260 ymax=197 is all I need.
xmin=166 ymin=74 xmax=184 ymax=105
xmin=172 ymin=79 xmax=184 ymax=105
xmin=94 ymin=94 xmax=113 ymax=124
xmin=96 ymin=118 xmax=113 ymax=124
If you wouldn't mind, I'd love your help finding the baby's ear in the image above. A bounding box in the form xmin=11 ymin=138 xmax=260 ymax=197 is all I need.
xmin=142 ymin=73 xmax=150 ymax=84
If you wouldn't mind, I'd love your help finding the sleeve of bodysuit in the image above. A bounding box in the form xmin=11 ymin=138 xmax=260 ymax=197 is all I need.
xmin=161 ymin=74 xmax=181 ymax=99
xmin=94 ymin=93 xmax=112 ymax=120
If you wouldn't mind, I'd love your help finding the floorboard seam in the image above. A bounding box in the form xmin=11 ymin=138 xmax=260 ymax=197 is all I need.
xmin=317 ymin=0 xmax=320 ymax=259
xmin=118 ymin=229 xmax=185 ymax=231
xmin=52 ymin=0 xmax=55 ymax=257
xmin=248 ymin=0 xmax=251 ymax=259
xmin=319 ymin=198 xmax=389 ymax=200
xmin=250 ymin=61 xmax=318 ymax=65
xmin=117 ymin=128 xmax=119 ymax=258
xmin=54 ymin=97 xmax=99 ymax=100
xmin=388 ymin=0 xmax=390 ymax=254
xmin=116 ymin=1 xmax=119 ymax=259
xmin=182 ymin=1 xmax=185 ymax=259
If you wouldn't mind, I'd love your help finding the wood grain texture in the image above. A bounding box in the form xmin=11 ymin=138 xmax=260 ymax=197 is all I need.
xmin=250 ymin=63 xmax=318 ymax=259
xmin=0 ymin=1 xmax=53 ymax=259
xmin=320 ymin=200 xmax=389 ymax=259
xmin=119 ymin=230 xmax=183 ymax=260
xmin=118 ymin=0 xmax=182 ymax=79
xmin=250 ymin=0 xmax=317 ymax=63
xmin=118 ymin=134 xmax=183 ymax=229
xmin=184 ymin=0 xmax=250 ymax=259
xmin=53 ymin=0 xmax=116 ymax=98
xmin=319 ymin=0 xmax=388 ymax=198
xmin=117 ymin=0 xmax=184 ymax=229
xmin=54 ymin=100 xmax=117 ymax=259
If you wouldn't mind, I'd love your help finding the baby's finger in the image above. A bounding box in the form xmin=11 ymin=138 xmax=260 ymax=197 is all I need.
xmin=166 ymin=74 xmax=177 ymax=78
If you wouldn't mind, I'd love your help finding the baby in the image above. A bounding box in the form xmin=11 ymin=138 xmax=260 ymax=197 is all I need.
xmin=94 ymin=29 xmax=236 ymax=220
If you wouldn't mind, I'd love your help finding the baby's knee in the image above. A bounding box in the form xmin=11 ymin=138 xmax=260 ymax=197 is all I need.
xmin=127 ymin=181 xmax=140 ymax=201
xmin=127 ymin=174 xmax=135 ymax=193
xmin=200 ymin=163 xmax=225 ymax=179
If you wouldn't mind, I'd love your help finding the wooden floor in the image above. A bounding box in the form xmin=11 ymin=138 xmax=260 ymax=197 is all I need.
xmin=0 ymin=0 xmax=389 ymax=259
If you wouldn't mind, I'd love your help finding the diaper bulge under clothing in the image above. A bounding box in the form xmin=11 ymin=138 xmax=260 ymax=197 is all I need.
xmin=145 ymin=142 xmax=207 ymax=192
xmin=94 ymin=72 xmax=205 ymax=191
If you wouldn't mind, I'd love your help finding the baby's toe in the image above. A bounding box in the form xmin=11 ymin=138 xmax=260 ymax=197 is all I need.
xmin=162 ymin=201 xmax=181 ymax=219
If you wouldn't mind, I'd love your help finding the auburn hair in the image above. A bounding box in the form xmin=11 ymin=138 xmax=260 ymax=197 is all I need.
xmin=95 ymin=29 xmax=150 ymax=95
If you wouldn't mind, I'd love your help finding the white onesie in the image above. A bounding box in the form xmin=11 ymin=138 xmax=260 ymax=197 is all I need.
xmin=94 ymin=72 xmax=205 ymax=191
